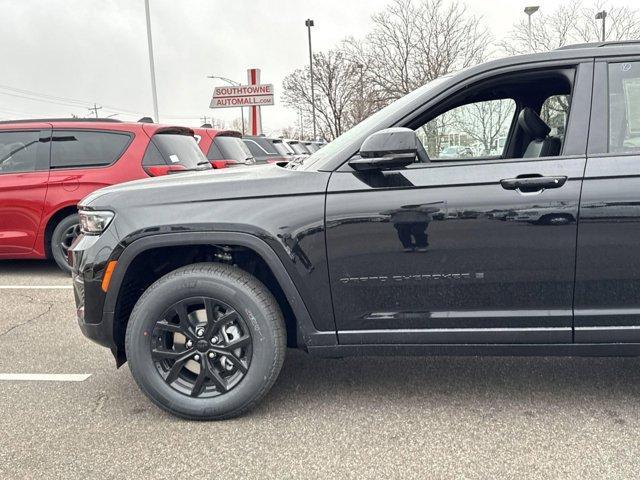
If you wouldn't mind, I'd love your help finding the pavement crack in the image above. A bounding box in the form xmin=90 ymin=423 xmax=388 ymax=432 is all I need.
xmin=0 ymin=301 xmax=54 ymax=338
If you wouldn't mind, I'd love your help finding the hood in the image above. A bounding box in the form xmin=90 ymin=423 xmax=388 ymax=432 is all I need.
xmin=80 ymin=164 xmax=330 ymax=210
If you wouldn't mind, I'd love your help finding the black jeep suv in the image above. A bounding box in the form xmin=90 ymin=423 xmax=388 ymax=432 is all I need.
xmin=73 ymin=42 xmax=640 ymax=419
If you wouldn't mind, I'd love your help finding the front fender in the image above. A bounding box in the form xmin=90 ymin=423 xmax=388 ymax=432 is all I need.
xmin=103 ymin=231 xmax=337 ymax=359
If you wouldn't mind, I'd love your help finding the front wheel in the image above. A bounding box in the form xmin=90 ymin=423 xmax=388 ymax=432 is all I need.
xmin=50 ymin=214 xmax=80 ymax=273
xmin=125 ymin=263 xmax=286 ymax=420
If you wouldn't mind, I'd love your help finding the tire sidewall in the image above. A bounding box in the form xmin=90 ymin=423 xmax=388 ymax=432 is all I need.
xmin=126 ymin=266 xmax=282 ymax=419
xmin=51 ymin=214 xmax=79 ymax=273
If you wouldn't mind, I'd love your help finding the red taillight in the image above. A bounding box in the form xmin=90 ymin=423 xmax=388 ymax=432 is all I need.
xmin=144 ymin=164 xmax=187 ymax=177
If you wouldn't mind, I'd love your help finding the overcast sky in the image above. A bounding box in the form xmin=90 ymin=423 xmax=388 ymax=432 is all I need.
xmin=0 ymin=0 xmax=633 ymax=133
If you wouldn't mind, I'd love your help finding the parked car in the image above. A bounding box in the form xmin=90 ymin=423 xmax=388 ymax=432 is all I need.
xmin=284 ymin=139 xmax=311 ymax=156
xmin=438 ymin=145 xmax=474 ymax=159
xmin=193 ymin=127 xmax=255 ymax=168
xmin=242 ymin=135 xmax=289 ymax=164
xmin=0 ymin=118 xmax=211 ymax=272
xmin=302 ymin=141 xmax=325 ymax=153
xmin=73 ymin=41 xmax=640 ymax=420
xmin=268 ymin=137 xmax=296 ymax=157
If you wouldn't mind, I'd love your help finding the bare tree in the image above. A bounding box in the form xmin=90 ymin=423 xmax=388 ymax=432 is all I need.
xmin=453 ymin=100 xmax=515 ymax=154
xmin=345 ymin=0 xmax=490 ymax=100
xmin=417 ymin=111 xmax=457 ymax=156
xmin=501 ymin=0 xmax=640 ymax=55
xmin=282 ymin=0 xmax=490 ymax=141
xmin=282 ymin=49 xmax=363 ymax=139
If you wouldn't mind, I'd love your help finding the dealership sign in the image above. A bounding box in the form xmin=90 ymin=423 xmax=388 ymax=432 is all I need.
xmin=210 ymin=84 xmax=274 ymax=108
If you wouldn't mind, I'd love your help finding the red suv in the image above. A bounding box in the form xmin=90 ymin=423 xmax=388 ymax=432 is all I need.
xmin=192 ymin=127 xmax=255 ymax=168
xmin=0 ymin=118 xmax=211 ymax=272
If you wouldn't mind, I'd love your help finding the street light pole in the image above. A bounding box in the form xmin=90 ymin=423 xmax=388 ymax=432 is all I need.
xmin=595 ymin=11 xmax=607 ymax=42
xmin=305 ymin=19 xmax=317 ymax=140
xmin=355 ymin=63 xmax=364 ymax=122
xmin=524 ymin=6 xmax=540 ymax=53
xmin=207 ymin=75 xmax=245 ymax=135
xmin=144 ymin=0 xmax=160 ymax=123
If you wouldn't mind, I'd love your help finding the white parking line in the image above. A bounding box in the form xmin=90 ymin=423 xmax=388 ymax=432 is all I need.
xmin=0 ymin=373 xmax=91 ymax=382
xmin=0 ymin=285 xmax=73 ymax=289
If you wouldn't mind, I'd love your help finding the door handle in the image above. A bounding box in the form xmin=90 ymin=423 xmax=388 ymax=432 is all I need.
xmin=500 ymin=175 xmax=567 ymax=193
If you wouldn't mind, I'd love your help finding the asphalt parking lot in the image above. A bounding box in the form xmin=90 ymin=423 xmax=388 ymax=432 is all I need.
xmin=2 ymin=261 xmax=640 ymax=479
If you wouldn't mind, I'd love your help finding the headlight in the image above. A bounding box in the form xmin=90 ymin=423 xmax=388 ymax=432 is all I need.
xmin=78 ymin=210 xmax=115 ymax=235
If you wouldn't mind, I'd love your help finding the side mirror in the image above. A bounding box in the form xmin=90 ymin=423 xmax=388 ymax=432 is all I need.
xmin=349 ymin=127 xmax=418 ymax=171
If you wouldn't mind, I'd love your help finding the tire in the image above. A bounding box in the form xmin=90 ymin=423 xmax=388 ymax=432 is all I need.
xmin=50 ymin=214 xmax=80 ymax=274
xmin=125 ymin=262 xmax=286 ymax=420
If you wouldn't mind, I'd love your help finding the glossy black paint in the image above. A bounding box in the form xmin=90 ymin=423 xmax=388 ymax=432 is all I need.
xmin=326 ymin=157 xmax=585 ymax=343
xmin=72 ymin=43 xmax=640 ymax=362
xmin=74 ymin=165 xmax=335 ymax=329
xmin=574 ymin=55 xmax=640 ymax=342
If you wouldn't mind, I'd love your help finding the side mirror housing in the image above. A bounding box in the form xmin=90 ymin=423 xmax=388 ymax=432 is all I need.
xmin=349 ymin=127 xmax=418 ymax=171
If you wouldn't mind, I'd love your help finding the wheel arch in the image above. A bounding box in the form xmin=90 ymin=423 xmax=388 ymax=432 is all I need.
xmin=104 ymin=232 xmax=335 ymax=366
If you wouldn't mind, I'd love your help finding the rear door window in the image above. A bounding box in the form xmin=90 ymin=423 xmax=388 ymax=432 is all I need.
xmin=0 ymin=130 xmax=42 ymax=174
xmin=149 ymin=133 xmax=211 ymax=169
xmin=609 ymin=61 xmax=640 ymax=153
xmin=51 ymin=130 xmax=131 ymax=168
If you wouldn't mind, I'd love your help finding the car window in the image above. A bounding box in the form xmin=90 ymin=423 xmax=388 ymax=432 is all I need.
xmin=206 ymin=140 xmax=224 ymax=160
xmin=416 ymin=99 xmax=517 ymax=160
xmin=288 ymin=142 xmax=307 ymax=155
xmin=244 ymin=138 xmax=278 ymax=156
xmin=243 ymin=139 xmax=266 ymax=157
xmin=270 ymin=140 xmax=291 ymax=156
xmin=0 ymin=130 xmax=41 ymax=174
xmin=304 ymin=143 xmax=319 ymax=153
xmin=540 ymin=94 xmax=571 ymax=139
xmin=151 ymin=133 xmax=210 ymax=169
xmin=213 ymin=136 xmax=253 ymax=161
xmin=609 ymin=61 xmax=640 ymax=153
xmin=51 ymin=130 xmax=131 ymax=168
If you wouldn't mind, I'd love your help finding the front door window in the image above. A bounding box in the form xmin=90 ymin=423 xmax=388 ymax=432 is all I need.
xmin=417 ymin=99 xmax=516 ymax=160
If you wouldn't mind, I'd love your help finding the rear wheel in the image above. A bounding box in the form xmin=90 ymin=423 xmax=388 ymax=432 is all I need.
xmin=50 ymin=214 xmax=80 ymax=273
xmin=125 ymin=263 xmax=286 ymax=420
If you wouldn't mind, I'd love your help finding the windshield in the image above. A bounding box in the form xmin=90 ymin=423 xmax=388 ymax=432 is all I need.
xmin=294 ymin=75 xmax=451 ymax=170
xmin=215 ymin=136 xmax=253 ymax=161
xmin=441 ymin=147 xmax=458 ymax=153
xmin=152 ymin=133 xmax=210 ymax=169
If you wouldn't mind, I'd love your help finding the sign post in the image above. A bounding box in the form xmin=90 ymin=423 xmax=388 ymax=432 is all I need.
xmin=209 ymin=69 xmax=273 ymax=135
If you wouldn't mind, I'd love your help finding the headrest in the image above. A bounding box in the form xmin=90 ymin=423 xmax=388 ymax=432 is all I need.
xmin=518 ymin=107 xmax=551 ymax=140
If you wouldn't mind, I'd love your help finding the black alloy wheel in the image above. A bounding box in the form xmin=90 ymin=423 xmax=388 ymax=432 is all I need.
xmin=125 ymin=263 xmax=286 ymax=420
xmin=60 ymin=223 xmax=81 ymax=257
xmin=51 ymin=213 xmax=80 ymax=273
xmin=151 ymin=297 xmax=252 ymax=398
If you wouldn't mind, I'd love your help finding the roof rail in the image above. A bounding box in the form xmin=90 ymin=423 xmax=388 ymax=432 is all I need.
xmin=556 ymin=40 xmax=640 ymax=50
xmin=0 ymin=117 xmax=122 ymax=125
